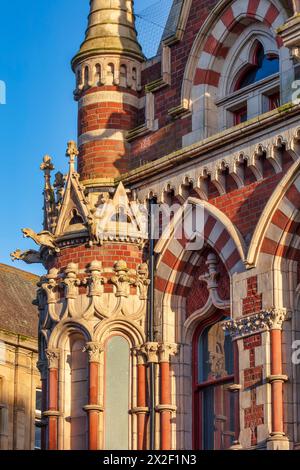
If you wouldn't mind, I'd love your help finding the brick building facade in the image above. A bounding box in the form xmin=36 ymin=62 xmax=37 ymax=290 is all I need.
xmin=14 ymin=0 xmax=300 ymax=450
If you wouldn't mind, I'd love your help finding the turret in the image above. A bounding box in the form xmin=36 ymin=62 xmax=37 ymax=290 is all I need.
xmin=72 ymin=0 xmax=144 ymax=185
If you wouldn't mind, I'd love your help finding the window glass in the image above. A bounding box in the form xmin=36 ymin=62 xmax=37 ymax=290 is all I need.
xmin=198 ymin=321 xmax=234 ymax=382
xmin=195 ymin=319 xmax=235 ymax=450
xmin=236 ymin=44 xmax=279 ymax=91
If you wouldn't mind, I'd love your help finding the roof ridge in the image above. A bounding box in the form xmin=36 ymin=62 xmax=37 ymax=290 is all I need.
xmin=0 ymin=263 xmax=40 ymax=282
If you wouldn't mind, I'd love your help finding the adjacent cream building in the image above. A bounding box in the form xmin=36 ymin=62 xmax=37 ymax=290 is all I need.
xmin=0 ymin=263 xmax=41 ymax=450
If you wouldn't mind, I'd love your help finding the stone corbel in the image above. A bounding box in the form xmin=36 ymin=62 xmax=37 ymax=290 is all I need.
xmin=199 ymin=253 xmax=230 ymax=311
xmin=40 ymin=269 xmax=60 ymax=322
xmin=61 ymin=263 xmax=81 ymax=299
xmin=87 ymin=261 xmax=105 ymax=297
xmin=110 ymin=260 xmax=137 ymax=298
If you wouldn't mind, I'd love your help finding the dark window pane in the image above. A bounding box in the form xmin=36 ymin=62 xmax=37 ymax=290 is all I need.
xmin=201 ymin=384 xmax=235 ymax=450
xmin=34 ymin=426 xmax=42 ymax=450
xmin=236 ymin=43 xmax=279 ymax=90
xmin=36 ymin=389 xmax=42 ymax=412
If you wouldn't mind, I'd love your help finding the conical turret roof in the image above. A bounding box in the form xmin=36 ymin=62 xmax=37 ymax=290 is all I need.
xmin=72 ymin=0 xmax=144 ymax=68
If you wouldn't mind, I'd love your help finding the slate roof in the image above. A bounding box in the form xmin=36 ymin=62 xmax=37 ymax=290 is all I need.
xmin=0 ymin=263 xmax=39 ymax=338
xmin=161 ymin=0 xmax=184 ymax=42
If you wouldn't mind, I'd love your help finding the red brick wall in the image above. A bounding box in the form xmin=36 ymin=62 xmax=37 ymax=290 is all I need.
xmin=77 ymin=86 xmax=139 ymax=179
xmin=49 ymin=243 xmax=145 ymax=272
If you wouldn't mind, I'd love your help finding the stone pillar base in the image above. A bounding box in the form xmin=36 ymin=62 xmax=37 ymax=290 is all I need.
xmin=229 ymin=440 xmax=243 ymax=450
xmin=267 ymin=433 xmax=290 ymax=450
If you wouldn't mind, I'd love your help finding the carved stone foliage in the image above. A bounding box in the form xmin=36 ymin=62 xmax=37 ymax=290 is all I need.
xmin=187 ymin=252 xmax=230 ymax=317
xmin=223 ymin=308 xmax=289 ymax=339
xmin=110 ymin=260 xmax=137 ymax=298
xmin=61 ymin=263 xmax=81 ymax=299
xmin=83 ymin=342 xmax=104 ymax=363
xmin=87 ymin=261 xmax=105 ymax=297
xmin=35 ymin=260 xmax=150 ymax=326
xmin=46 ymin=349 xmax=60 ymax=369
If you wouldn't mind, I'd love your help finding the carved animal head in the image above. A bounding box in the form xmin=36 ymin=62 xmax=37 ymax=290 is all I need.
xmin=22 ymin=228 xmax=34 ymax=238
xmin=10 ymin=249 xmax=22 ymax=261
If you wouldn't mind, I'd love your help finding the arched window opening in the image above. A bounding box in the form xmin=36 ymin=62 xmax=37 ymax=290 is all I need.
xmin=69 ymin=209 xmax=84 ymax=226
xmin=84 ymin=66 xmax=89 ymax=87
xmin=105 ymin=336 xmax=130 ymax=450
xmin=95 ymin=64 xmax=101 ymax=86
xmin=193 ymin=316 xmax=235 ymax=450
xmin=64 ymin=335 xmax=88 ymax=450
xmin=215 ymin=31 xmax=282 ymax=131
xmin=120 ymin=65 xmax=127 ymax=88
xmin=111 ymin=207 xmax=132 ymax=224
xmin=235 ymin=43 xmax=279 ymax=91
xmin=77 ymin=69 xmax=82 ymax=88
xmin=107 ymin=63 xmax=115 ymax=86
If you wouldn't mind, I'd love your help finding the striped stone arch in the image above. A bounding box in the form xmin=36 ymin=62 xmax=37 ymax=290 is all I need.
xmin=155 ymin=198 xmax=246 ymax=297
xmin=193 ymin=0 xmax=287 ymax=89
xmin=181 ymin=0 xmax=290 ymax=142
xmin=247 ymin=159 xmax=300 ymax=267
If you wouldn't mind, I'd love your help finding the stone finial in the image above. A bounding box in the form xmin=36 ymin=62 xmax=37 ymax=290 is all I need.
xmin=40 ymin=155 xmax=54 ymax=173
xmin=66 ymin=141 xmax=79 ymax=171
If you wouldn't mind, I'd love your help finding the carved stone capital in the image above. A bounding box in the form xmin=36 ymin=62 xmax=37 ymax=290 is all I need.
xmin=223 ymin=308 xmax=289 ymax=339
xmin=83 ymin=342 xmax=104 ymax=363
xmin=46 ymin=349 xmax=60 ymax=369
xmin=267 ymin=308 xmax=289 ymax=330
xmin=143 ymin=342 xmax=159 ymax=363
xmin=132 ymin=346 xmax=147 ymax=365
xmin=158 ymin=343 xmax=179 ymax=363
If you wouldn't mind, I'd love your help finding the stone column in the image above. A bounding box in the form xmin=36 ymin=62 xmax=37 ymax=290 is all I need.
xmin=267 ymin=309 xmax=289 ymax=450
xmin=157 ymin=344 xmax=177 ymax=451
xmin=37 ymin=360 xmax=48 ymax=450
xmin=44 ymin=349 xmax=60 ymax=451
xmin=83 ymin=342 xmax=103 ymax=450
xmin=134 ymin=348 xmax=148 ymax=450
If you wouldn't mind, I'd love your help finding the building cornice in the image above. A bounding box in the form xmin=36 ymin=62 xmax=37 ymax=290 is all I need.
xmin=120 ymin=103 xmax=300 ymax=187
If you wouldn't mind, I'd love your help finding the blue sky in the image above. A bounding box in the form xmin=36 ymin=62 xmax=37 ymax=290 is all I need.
xmin=0 ymin=0 xmax=171 ymax=275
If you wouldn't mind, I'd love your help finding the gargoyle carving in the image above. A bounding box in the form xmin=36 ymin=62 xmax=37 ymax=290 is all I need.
xmin=10 ymin=249 xmax=42 ymax=264
xmin=22 ymin=228 xmax=60 ymax=252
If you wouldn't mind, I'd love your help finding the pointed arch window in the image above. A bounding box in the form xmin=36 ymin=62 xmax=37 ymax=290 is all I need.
xmin=216 ymin=33 xmax=281 ymax=130
xmin=193 ymin=315 xmax=236 ymax=450
xmin=235 ymin=43 xmax=279 ymax=91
